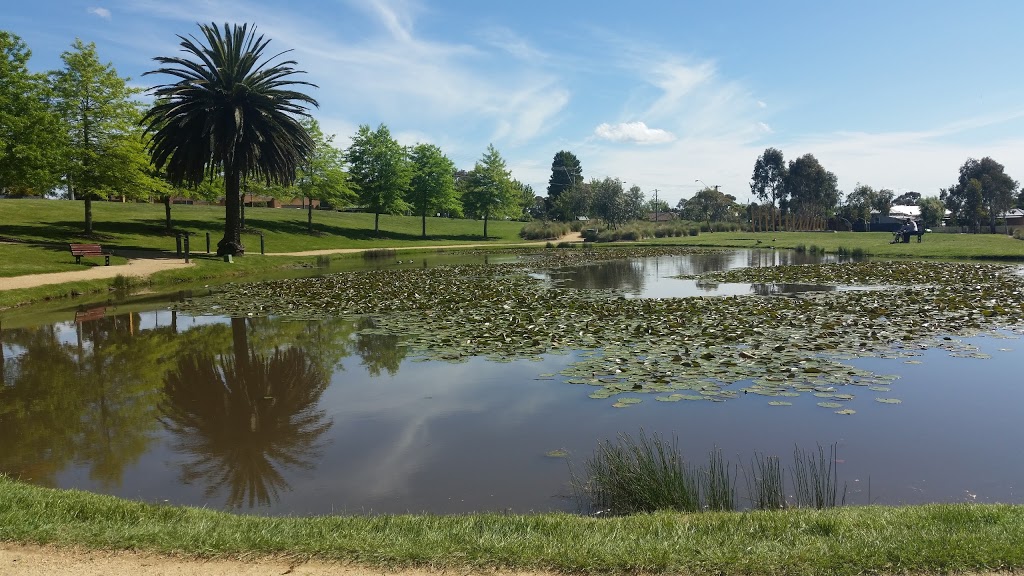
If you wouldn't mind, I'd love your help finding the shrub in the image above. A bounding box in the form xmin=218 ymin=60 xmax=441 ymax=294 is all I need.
xmin=520 ymin=220 xmax=570 ymax=240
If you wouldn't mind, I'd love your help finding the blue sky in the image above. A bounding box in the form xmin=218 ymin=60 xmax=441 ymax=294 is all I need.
xmin=7 ymin=0 xmax=1024 ymax=206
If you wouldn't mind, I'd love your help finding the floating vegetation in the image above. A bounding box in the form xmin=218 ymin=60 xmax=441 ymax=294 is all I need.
xmin=875 ymin=398 xmax=903 ymax=404
xmin=545 ymin=449 xmax=569 ymax=458
xmin=173 ymin=251 xmax=1024 ymax=415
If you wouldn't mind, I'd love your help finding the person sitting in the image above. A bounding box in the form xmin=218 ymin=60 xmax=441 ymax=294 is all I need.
xmin=900 ymin=218 xmax=917 ymax=244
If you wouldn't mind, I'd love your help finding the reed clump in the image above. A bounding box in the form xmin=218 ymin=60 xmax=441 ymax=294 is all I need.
xmin=572 ymin=431 xmax=846 ymax=515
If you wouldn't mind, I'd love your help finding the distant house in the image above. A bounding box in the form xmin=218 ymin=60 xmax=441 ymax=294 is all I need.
xmin=647 ymin=212 xmax=677 ymax=222
xmin=1000 ymin=208 xmax=1024 ymax=230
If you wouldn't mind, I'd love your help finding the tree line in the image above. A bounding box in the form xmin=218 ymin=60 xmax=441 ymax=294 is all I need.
xmin=5 ymin=24 xmax=1023 ymax=256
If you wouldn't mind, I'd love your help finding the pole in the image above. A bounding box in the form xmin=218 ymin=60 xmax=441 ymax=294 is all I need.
xmin=206 ymin=232 xmax=211 ymax=253
xmin=654 ymin=189 xmax=659 ymax=222
xmin=260 ymin=232 xmax=265 ymax=255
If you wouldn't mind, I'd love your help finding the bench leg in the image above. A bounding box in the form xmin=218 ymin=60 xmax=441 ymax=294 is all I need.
xmin=105 ymin=255 xmax=110 ymax=265
xmin=75 ymin=255 xmax=82 ymax=264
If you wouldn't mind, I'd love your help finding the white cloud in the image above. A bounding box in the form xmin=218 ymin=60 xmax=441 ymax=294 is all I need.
xmin=757 ymin=122 xmax=773 ymax=133
xmin=88 ymin=6 xmax=111 ymax=19
xmin=594 ymin=121 xmax=675 ymax=144
xmin=757 ymin=100 xmax=767 ymax=108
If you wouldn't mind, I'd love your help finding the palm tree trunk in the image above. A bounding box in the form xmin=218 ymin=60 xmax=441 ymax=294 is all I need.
xmin=219 ymin=167 xmax=245 ymax=256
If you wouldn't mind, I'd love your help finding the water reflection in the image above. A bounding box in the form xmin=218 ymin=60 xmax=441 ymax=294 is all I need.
xmin=161 ymin=317 xmax=332 ymax=508
xmin=0 ymin=314 xmax=170 ymax=486
xmin=541 ymin=249 xmax=840 ymax=298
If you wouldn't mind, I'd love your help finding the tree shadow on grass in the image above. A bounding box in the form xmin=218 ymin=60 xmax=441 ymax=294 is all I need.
xmin=243 ymin=217 xmax=496 ymax=243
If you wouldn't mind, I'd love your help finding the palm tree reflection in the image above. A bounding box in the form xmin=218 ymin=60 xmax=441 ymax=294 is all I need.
xmin=161 ymin=318 xmax=331 ymax=508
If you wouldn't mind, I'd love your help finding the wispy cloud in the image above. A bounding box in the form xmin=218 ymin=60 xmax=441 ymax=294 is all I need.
xmin=594 ymin=121 xmax=675 ymax=144
xmin=88 ymin=6 xmax=111 ymax=19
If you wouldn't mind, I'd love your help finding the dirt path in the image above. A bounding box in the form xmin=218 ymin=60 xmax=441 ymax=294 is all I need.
xmin=0 ymin=234 xmax=585 ymax=292
xmin=0 ymin=255 xmax=194 ymax=292
xmin=0 ymin=543 xmax=546 ymax=576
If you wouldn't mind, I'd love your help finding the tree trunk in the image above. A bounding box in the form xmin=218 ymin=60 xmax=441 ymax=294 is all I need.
xmin=483 ymin=212 xmax=489 ymax=239
xmin=374 ymin=211 xmax=380 ymax=235
xmin=307 ymin=198 xmax=313 ymax=234
xmin=421 ymin=210 xmax=427 ymax=238
xmin=218 ymin=166 xmax=244 ymax=256
xmin=84 ymin=198 xmax=93 ymax=236
xmin=239 ymin=193 xmax=246 ymax=229
xmin=163 ymin=196 xmax=172 ymax=231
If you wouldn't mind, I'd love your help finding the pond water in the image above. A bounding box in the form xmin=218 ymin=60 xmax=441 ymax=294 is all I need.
xmin=1 ymin=249 xmax=1022 ymax=515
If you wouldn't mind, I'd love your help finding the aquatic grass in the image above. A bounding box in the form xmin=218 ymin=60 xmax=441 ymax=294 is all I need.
xmin=744 ymin=452 xmax=786 ymax=510
xmin=703 ymin=447 xmax=736 ymax=511
xmin=791 ymin=443 xmax=846 ymax=509
xmin=571 ymin=430 xmax=701 ymax=515
xmin=362 ymin=248 xmax=397 ymax=260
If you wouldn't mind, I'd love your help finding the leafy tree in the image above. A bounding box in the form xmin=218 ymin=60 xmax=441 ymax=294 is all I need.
xmin=510 ymin=180 xmax=537 ymax=220
xmin=843 ymin=183 xmax=875 ymax=227
xmin=554 ymin=181 xmax=592 ymax=222
xmin=918 ymin=196 xmax=945 ymax=228
xmin=590 ymin=177 xmax=628 ymax=228
xmin=624 ymin=185 xmax=647 ymax=221
xmin=546 ymin=150 xmax=582 ymax=220
xmin=408 ymin=143 xmax=456 ymax=237
xmin=682 ymin=186 xmax=735 ymax=229
xmin=295 ymin=118 xmax=352 ymax=233
xmin=0 ymin=32 xmax=62 ymax=195
xmin=784 ymin=154 xmax=839 ymax=228
xmin=142 ymin=23 xmax=318 ymax=256
xmin=942 ymin=157 xmax=1017 ymax=233
xmin=872 ymin=188 xmax=895 ymax=216
xmin=50 ymin=39 xmax=152 ymax=234
xmin=462 ymin=144 xmax=514 ymax=238
xmin=893 ymin=191 xmax=921 ymax=205
xmin=646 ymin=198 xmax=671 ymax=215
xmin=749 ymin=147 xmax=787 ymax=230
xmin=346 ymin=123 xmax=411 ymax=234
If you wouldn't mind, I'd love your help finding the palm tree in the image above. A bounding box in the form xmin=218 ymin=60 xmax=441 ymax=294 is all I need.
xmin=141 ymin=23 xmax=318 ymax=256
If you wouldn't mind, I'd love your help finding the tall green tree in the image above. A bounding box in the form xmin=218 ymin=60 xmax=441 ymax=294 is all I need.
xmin=408 ymin=143 xmax=457 ymax=237
xmin=546 ymin=150 xmax=582 ymax=220
xmin=142 ymin=23 xmax=318 ymax=256
xmin=462 ymin=144 xmax=514 ymax=238
xmin=295 ymin=118 xmax=352 ymax=233
xmin=682 ymin=186 xmax=735 ymax=229
xmin=784 ymin=154 xmax=839 ymax=227
xmin=590 ymin=177 xmax=628 ymax=228
xmin=943 ymin=157 xmax=1017 ymax=233
xmin=0 ymin=32 xmax=62 ymax=195
xmin=50 ymin=39 xmax=151 ymax=234
xmin=749 ymin=147 xmax=786 ymax=230
xmin=346 ymin=124 xmax=411 ymax=234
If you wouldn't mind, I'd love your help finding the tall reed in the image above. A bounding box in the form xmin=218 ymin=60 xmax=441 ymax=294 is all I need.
xmin=791 ymin=443 xmax=846 ymax=509
xmin=744 ymin=452 xmax=786 ymax=510
xmin=703 ymin=447 xmax=735 ymax=511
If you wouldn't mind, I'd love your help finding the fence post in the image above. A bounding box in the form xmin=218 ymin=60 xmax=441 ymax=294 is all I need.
xmin=175 ymin=233 xmax=182 ymax=257
xmin=260 ymin=232 xmax=265 ymax=255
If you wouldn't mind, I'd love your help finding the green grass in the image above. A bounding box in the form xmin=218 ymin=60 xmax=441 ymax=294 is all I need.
xmin=0 ymin=198 xmax=527 ymax=253
xmin=2 ymin=476 xmax=1024 ymax=575
xmin=648 ymin=229 xmax=1024 ymax=260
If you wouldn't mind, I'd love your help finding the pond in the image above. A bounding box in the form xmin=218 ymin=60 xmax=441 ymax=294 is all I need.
xmin=1 ymin=247 xmax=1023 ymax=515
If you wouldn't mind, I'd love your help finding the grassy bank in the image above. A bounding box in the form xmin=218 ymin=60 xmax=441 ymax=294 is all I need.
xmin=0 ymin=198 xmax=526 ymax=254
xmin=1 ymin=477 xmax=1021 ymax=575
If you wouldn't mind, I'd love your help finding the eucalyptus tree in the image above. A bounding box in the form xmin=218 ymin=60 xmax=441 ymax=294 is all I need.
xmin=346 ymin=123 xmax=411 ymax=235
xmin=749 ymin=147 xmax=786 ymax=230
xmin=546 ymin=150 xmax=582 ymax=220
xmin=51 ymin=39 xmax=154 ymax=234
xmin=462 ymin=144 xmax=514 ymax=238
xmin=784 ymin=154 xmax=839 ymax=229
xmin=408 ymin=142 xmax=457 ymax=237
xmin=943 ymin=157 xmax=1017 ymax=233
xmin=0 ymin=32 xmax=62 ymax=195
xmin=683 ymin=186 xmax=735 ymax=230
xmin=295 ymin=118 xmax=352 ymax=233
xmin=142 ymin=23 xmax=318 ymax=256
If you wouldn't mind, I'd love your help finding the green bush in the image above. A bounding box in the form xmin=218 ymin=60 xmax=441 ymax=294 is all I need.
xmin=519 ymin=221 xmax=570 ymax=240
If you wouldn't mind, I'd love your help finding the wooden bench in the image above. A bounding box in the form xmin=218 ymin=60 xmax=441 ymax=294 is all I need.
xmin=74 ymin=306 xmax=106 ymax=323
xmin=69 ymin=243 xmax=110 ymax=265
